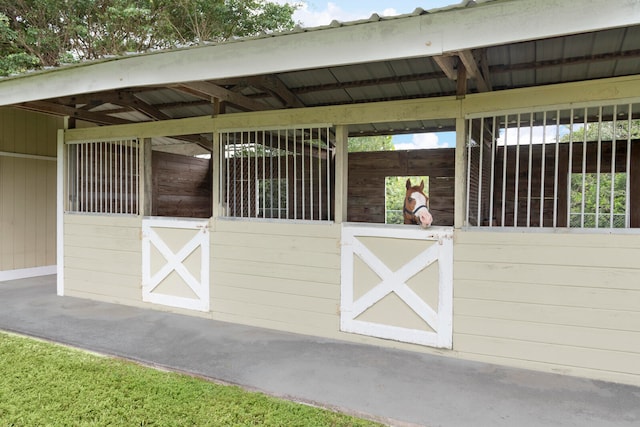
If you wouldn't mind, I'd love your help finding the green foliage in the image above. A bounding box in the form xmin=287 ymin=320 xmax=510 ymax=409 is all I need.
xmin=0 ymin=0 xmax=297 ymax=75
xmin=570 ymin=173 xmax=627 ymax=228
xmin=348 ymin=135 xmax=394 ymax=152
xmin=0 ymin=332 xmax=381 ymax=426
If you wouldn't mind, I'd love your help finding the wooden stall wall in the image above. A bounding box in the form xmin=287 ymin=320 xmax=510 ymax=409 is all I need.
xmin=210 ymin=220 xmax=342 ymax=337
xmin=152 ymin=151 xmax=212 ymax=218
xmin=348 ymin=149 xmax=455 ymax=226
xmin=454 ymin=230 xmax=640 ymax=386
xmin=0 ymin=108 xmax=60 ymax=278
xmin=64 ymin=214 xmax=142 ymax=304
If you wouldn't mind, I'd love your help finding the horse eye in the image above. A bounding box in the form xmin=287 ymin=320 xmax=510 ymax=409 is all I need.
xmin=408 ymin=197 xmax=414 ymax=202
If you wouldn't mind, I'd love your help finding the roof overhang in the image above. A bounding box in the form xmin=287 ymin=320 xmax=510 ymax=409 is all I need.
xmin=1 ymin=0 xmax=638 ymax=107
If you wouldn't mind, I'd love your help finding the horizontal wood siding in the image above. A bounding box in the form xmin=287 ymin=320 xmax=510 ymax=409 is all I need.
xmin=0 ymin=108 xmax=59 ymax=272
xmin=211 ymin=219 xmax=341 ymax=336
xmin=64 ymin=214 xmax=142 ymax=304
xmin=454 ymin=230 xmax=640 ymax=385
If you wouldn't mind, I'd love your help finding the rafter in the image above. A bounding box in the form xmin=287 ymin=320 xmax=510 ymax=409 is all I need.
xmin=17 ymin=101 xmax=133 ymax=125
xmin=173 ymin=81 xmax=273 ymax=112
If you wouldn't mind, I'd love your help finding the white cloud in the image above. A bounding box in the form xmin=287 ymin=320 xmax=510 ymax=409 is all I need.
xmin=496 ymin=126 xmax=562 ymax=146
xmin=395 ymin=133 xmax=448 ymax=150
xmin=275 ymin=1 xmax=400 ymax=28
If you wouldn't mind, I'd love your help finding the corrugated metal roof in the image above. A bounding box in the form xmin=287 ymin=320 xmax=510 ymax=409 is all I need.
xmin=2 ymin=0 xmax=639 ymax=144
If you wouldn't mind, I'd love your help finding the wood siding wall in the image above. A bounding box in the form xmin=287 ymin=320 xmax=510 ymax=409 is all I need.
xmin=64 ymin=214 xmax=142 ymax=303
xmin=152 ymin=151 xmax=212 ymax=218
xmin=210 ymin=219 xmax=341 ymax=336
xmin=454 ymin=230 xmax=640 ymax=385
xmin=0 ymin=108 xmax=60 ymax=273
xmin=348 ymin=149 xmax=455 ymax=226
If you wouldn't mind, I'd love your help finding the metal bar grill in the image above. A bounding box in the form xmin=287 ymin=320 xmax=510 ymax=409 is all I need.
xmin=466 ymin=101 xmax=639 ymax=229
xmin=65 ymin=138 xmax=139 ymax=214
xmin=219 ymin=125 xmax=334 ymax=221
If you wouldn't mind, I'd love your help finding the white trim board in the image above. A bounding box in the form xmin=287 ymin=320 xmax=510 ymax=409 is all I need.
xmin=0 ymin=266 xmax=57 ymax=282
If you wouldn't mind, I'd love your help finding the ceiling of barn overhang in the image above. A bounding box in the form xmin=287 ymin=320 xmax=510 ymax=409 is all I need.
xmin=11 ymin=22 xmax=640 ymax=147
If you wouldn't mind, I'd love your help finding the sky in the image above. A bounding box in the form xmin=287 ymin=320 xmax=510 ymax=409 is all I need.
xmin=275 ymin=1 xmax=462 ymax=149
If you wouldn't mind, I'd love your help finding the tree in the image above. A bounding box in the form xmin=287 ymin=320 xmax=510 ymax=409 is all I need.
xmin=348 ymin=135 xmax=394 ymax=152
xmin=0 ymin=0 xmax=297 ymax=76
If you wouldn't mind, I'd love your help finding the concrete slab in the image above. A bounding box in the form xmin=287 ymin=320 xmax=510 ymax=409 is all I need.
xmin=1 ymin=276 xmax=639 ymax=426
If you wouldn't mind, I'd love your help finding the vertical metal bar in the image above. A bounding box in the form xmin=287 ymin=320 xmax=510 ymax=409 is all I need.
xmin=610 ymin=105 xmax=617 ymax=228
xmin=310 ymin=128 xmax=314 ymax=220
xmin=595 ymin=106 xmax=603 ymax=228
xmin=501 ymin=115 xmax=508 ymax=227
xmin=293 ymin=129 xmax=298 ymax=220
xmin=225 ymin=133 xmax=230 ymax=216
xmin=301 ymin=129 xmax=306 ymax=220
xmin=254 ymin=131 xmax=259 ymax=218
xmin=285 ymin=129 xmax=290 ymax=219
xmin=489 ymin=116 xmax=496 ymax=228
xmin=326 ymin=127 xmax=331 ymax=221
xmin=240 ymin=132 xmax=244 ymax=218
xmin=477 ymin=118 xmax=484 ymax=226
xmin=277 ymin=129 xmax=282 ymax=219
xmin=527 ymin=113 xmax=533 ymax=227
xmin=553 ymin=110 xmax=560 ymax=228
xmin=81 ymin=143 xmax=85 ymax=212
xmin=465 ymin=118 xmax=473 ymax=226
xmin=262 ymin=131 xmax=266 ymax=218
xmin=270 ymin=131 xmax=274 ymax=218
xmin=513 ymin=114 xmax=521 ymax=227
xmin=567 ymin=111 xmax=574 ymax=227
xmin=109 ymin=142 xmax=112 ymax=214
xmin=626 ymin=103 xmax=632 ymax=228
xmin=539 ymin=111 xmax=547 ymax=227
xmin=318 ymin=128 xmax=322 ymax=221
xmin=580 ymin=108 xmax=588 ymax=228
xmin=246 ymin=133 xmax=251 ymax=218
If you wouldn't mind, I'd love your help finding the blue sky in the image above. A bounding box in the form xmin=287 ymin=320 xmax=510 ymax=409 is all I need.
xmin=276 ymin=1 xmax=461 ymax=149
xmin=285 ymin=1 xmax=463 ymax=27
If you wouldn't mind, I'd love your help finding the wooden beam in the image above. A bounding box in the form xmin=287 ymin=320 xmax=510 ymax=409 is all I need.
xmin=245 ymin=75 xmax=305 ymax=108
xmin=458 ymin=49 xmax=492 ymax=92
xmin=173 ymin=81 xmax=273 ymax=112
xmin=18 ymin=101 xmax=133 ymax=125
xmin=433 ymin=55 xmax=458 ymax=81
xmin=456 ymin=63 xmax=467 ymax=99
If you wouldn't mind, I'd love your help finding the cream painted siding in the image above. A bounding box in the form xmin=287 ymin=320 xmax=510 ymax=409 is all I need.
xmin=64 ymin=214 xmax=142 ymax=303
xmin=454 ymin=230 xmax=640 ymax=385
xmin=211 ymin=219 xmax=341 ymax=336
xmin=0 ymin=108 xmax=59 ymax=273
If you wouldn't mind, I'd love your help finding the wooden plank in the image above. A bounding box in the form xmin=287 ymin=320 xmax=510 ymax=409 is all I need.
xmin=212 ymin=231 xmax=339 ymax=254
xmin=213 ymin=218 xmax=340 ymax=238
xmin=455 ymin=263 xmax=640 ymax=291
xmin=455 ymin=244 xmax=640 ymax=269
xmin=454 ymin=298 xmax=640 ymax=332
xmin=64 ymin=213 xmax=142 ymax=228
xmin=211 ymin=258 xmax=340 ymax=285
xmin=212 ymin=245 xmax=339 ymax=270
xmin=454 ymin=229 xmax=640 ymax=249
xmin=214 ymin=271 xmax=339 ymax=300
xmin=455 ymin=315 xmax=640 ymax=354
xmin=454 ymin=334 xmax=640 ymax=376
xmin=213 ymin=285 xmax=338 ymax=315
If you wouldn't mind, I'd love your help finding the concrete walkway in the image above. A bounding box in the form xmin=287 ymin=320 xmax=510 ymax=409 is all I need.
xmin=1 ymin=276 xmax=639 ymax=427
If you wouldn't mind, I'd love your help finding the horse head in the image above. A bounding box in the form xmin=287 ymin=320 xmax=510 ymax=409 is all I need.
xmin=403 ymin=179 xmax=433 ymax=228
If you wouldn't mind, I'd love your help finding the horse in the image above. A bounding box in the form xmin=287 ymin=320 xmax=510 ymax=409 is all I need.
xmin=403 ymin=179 xmax=433 ymax=228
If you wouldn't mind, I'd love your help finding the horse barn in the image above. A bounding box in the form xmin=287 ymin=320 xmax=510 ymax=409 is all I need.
xmin=1 ymin=0 xmax=639 ymax=386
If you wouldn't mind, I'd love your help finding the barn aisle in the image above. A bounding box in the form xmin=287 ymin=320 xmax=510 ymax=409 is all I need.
xmin=1 ymin=276 xmax=638 ymax=427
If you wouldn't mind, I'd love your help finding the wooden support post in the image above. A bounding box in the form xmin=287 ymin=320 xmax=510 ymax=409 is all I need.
xmin=631 ymin=141 xmax=640 ymax=228
xmin=456 ymin=64 xmax=467 ymax=99
xmin=454 ymin=117 xmax=467 ymax=228
xmin=211 ymin=130 xmax=220 ymax=219
xmin=334 ymin=125 xmax=349 ymax=223
xmin=143 ymin=138 xmax=153 ymax=216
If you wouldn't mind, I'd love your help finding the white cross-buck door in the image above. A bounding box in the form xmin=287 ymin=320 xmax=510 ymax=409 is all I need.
xmin=142 ymin=218 xmax=210 ymax=312
xmin=341 ymin=225 xmax=453 ymax=349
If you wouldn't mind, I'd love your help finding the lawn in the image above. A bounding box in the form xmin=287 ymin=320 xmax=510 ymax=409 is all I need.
xmin=0 ymin=332 xmax=382 ymax=426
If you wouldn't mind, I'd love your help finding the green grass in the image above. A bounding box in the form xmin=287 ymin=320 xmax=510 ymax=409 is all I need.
xmin=0 ymin=332 xmax=382 ymax=427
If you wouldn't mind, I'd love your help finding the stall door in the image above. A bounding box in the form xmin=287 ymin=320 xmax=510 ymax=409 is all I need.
xmin=142 ymin=218 xmax=210 ymax=312
xmin=341 ymin=225 xmax=453 ymax=349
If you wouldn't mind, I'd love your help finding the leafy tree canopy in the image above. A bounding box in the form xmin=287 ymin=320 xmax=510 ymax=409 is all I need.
xmin=348 ymin=135 xmax=394 ymax=152
xmin=0 ymin=0 xmax=297 ymax=76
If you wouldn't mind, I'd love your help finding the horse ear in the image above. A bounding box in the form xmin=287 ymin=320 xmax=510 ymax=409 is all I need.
xmin=419 ymin=180 xmax=425 ymax=191
xmin=405 ymin=179 xmax=412 ymax=189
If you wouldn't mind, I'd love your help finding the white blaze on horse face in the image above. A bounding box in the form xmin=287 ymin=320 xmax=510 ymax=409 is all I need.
xmin=410 ymin=191 xmax=433 ymax=228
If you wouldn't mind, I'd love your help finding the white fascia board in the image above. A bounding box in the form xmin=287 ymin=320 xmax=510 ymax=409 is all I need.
xmin=0 ymin=0 xmax=638 ymax=107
